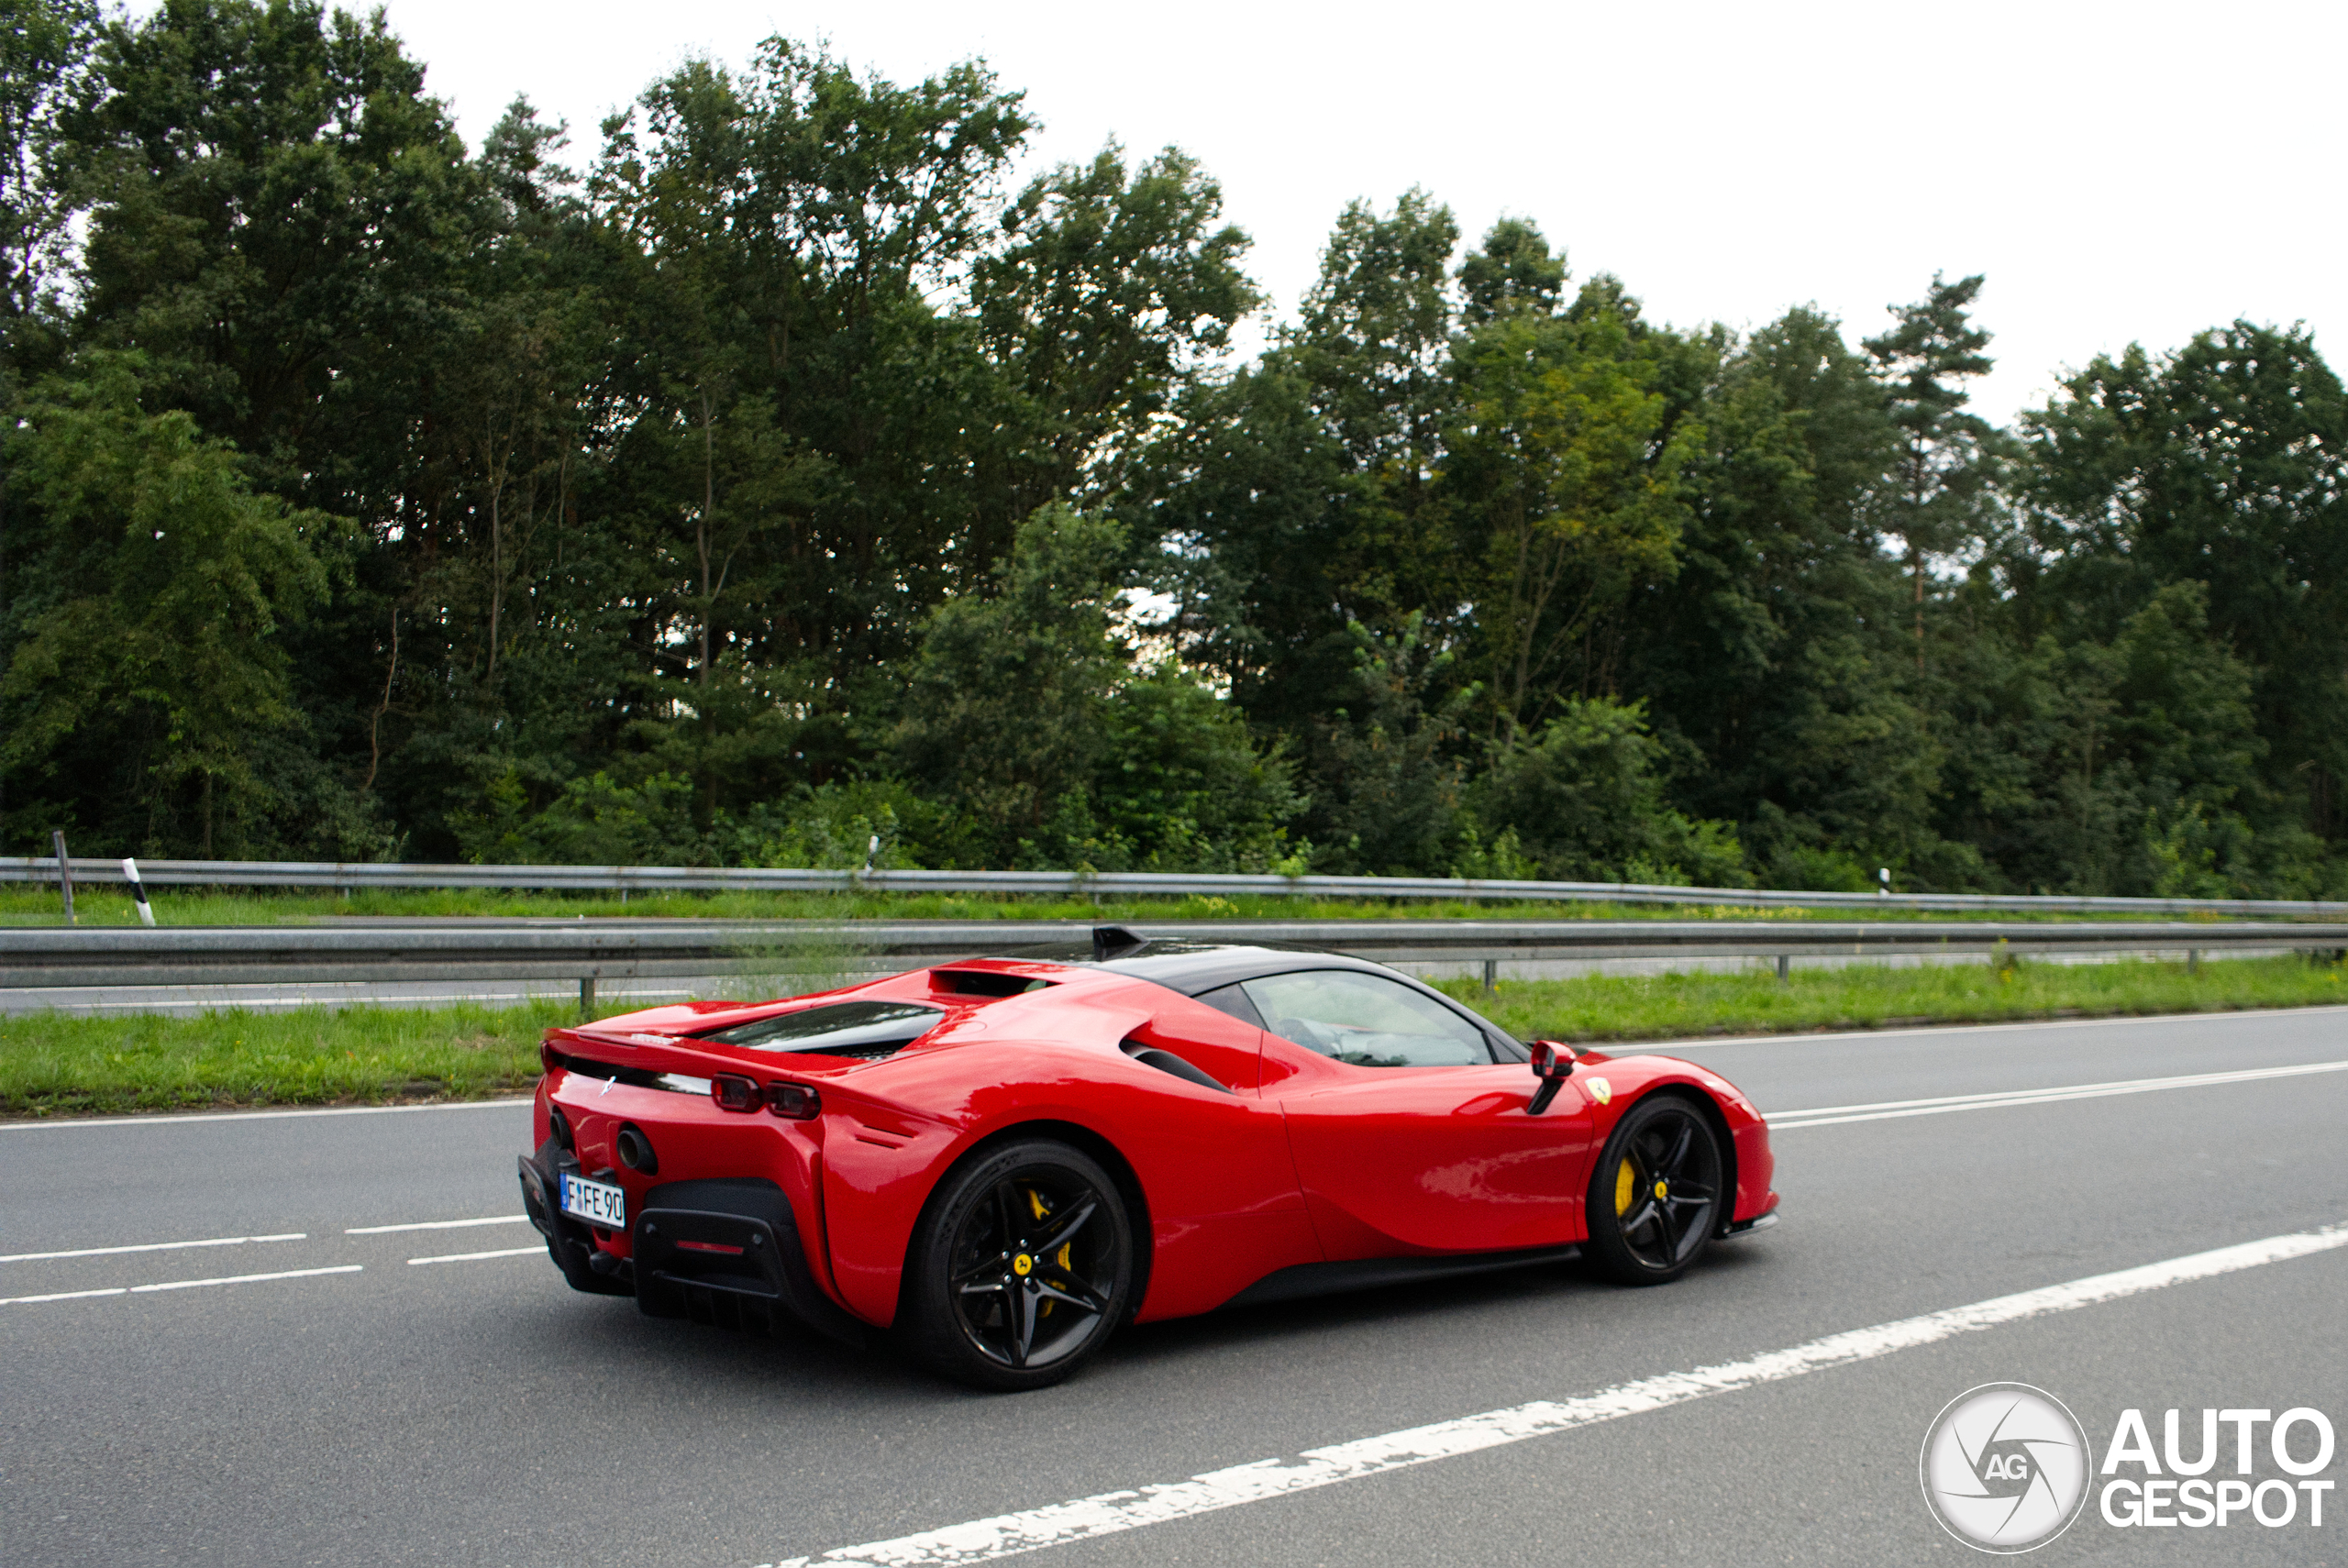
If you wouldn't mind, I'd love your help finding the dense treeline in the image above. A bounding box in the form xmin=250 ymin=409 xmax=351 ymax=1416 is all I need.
xmin=5 ymin=2 xmax=2346 ymax=896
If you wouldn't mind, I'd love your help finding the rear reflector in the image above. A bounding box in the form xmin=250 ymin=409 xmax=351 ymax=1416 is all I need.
xmin=675 ymin=1240 xmax=746 ymax=1256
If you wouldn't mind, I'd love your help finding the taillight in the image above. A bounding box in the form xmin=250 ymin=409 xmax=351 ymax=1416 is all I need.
xmin=765 ymin=1082 xmax=821 ymax=1121
xmin=540 ymin=1040 xmax=563 ymax=1075
xmin=711 ymin=1074 xmax=761 ymax=1112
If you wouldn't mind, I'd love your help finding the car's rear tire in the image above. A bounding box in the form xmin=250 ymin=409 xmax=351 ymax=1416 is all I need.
xmin=1584 ymin=1094 xmax=1724 ymax=1286
xmin=899 ymin=1139 xmax=1135 ymax=1391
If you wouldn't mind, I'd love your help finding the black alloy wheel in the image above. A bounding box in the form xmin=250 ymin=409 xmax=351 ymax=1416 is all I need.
xmin=902 ymin=1140 xmax=1134 ymax=1390
xmin=1584 ymin=1095 xmax=1724 ymax=1286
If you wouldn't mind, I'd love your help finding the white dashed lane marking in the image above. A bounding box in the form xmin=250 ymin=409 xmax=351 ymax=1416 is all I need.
xmin=0 ymin=1231 xmax=305 ymax=1264
xmin=348 ymin=1215 xmax=530 ymax=1235
xmin=0 ymin=1264 xmax=363 ymax=1307
xmin=407 ymin=1246 xmax=544 ymax=1266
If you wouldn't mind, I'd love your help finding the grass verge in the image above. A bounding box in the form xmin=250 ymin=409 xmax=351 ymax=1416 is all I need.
xmin=6 ymin=955 xmax=2340 ymax=1120
xmin=0 ymin=1001 xmax=567 ymax=1118
xmin=1437 ymin=954 xmax=2348 ymax=1045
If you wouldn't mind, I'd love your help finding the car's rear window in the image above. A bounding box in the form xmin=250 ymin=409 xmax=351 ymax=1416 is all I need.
xmin=698 ymin=1000 xmax=945 ymax=1055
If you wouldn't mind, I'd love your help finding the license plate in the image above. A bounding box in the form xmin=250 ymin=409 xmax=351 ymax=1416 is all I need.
xmin=559 ymin=1173 xmax=626 ymax=1229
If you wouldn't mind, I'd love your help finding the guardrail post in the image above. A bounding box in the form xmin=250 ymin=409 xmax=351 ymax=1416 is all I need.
xmin=51 ymin=831 xmax=74 ymax=925
xmin=2187 ymin=948 xmax=2200 ymax=977
xmin=1481 ymin=958 xmax=1497 ymax=994
xmin=1776 ymin=954 xmax=1790 ymax=984
xmin=579 ymin=976 xmax=597 ymax=1017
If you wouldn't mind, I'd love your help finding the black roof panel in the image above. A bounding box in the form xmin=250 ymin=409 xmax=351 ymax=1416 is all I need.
xmin=992 ymin=937 xmax=1423 ymax=998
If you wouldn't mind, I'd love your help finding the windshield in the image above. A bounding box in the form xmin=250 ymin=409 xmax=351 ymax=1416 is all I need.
xmin=698 ymin=1000 xmax=944 ymax=1055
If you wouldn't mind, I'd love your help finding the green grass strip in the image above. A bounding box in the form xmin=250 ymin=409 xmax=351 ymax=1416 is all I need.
xmin=0 ymin=1001 xmax=568 ymax=1118
xmin=5 ymin=954 xmax=2342 ymax=1120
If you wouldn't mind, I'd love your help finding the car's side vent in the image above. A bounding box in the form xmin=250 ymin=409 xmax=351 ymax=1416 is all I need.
xmin=930 ymin=969 xmax=1054 ymax=999
xmin=1119 ymin=1037 xmax=1232 ymax=1094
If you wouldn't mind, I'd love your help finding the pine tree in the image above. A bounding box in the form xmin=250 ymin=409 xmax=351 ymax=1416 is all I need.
xmin=1864 ymin=273 xmax=1999 ymax=666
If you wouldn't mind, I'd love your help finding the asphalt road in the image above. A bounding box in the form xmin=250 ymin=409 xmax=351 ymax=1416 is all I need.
xmin=4 ymin=1006 xmax=2344 ymax=1567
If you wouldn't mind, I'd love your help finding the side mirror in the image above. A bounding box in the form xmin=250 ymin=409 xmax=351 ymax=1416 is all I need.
xmin=1526 ymin=1039 xmax=1575 ymax=1115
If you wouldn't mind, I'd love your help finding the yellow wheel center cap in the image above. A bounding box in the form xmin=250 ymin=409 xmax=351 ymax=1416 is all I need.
xmin=1654 ymin=1180 xmax=1668 ymax=1200
xmin=1013 ymin=1253 xmax=1033 ymax=1275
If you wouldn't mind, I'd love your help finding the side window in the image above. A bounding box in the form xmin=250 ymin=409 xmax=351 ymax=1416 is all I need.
xmin=1192 ymin=983 xmax=1268 ymax=1030
xmin=1240 ymin=970 xmax=1490 ymax=1067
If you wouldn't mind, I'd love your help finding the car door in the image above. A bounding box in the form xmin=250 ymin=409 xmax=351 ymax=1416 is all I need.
xmin=1247 ymin=968 xmax=1598 ymax=1257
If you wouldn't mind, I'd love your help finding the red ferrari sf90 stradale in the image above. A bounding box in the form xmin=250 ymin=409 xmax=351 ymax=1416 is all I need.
xmin=518 ymin=930 xmax=1779 ymax=1389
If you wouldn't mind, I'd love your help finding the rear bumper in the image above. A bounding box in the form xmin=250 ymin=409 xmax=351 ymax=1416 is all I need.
xmin=517 ymin=1147 xmax=863 ymax=1346
xmin=632 ymin=1177 xmax=865 ymax=1347
xmin=518 ymin=1143 xmax=631 ymax=1296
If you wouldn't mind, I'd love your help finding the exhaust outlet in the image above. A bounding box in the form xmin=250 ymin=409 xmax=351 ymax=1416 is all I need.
xmin=615 ymin=1123 xmax=659 ymax=1175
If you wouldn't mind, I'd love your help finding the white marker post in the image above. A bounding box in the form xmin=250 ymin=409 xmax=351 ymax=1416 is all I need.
xmin=122 ymin=857 xmax=157 ymax=926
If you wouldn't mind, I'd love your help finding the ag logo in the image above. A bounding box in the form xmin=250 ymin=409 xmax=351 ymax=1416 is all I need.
xmin=1921 ymin=1383 xmax=2092 ymax=1552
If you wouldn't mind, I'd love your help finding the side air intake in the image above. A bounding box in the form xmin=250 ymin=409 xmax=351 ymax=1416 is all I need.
xmin=1120 ymin=1039 xmax=1231 ymax=1094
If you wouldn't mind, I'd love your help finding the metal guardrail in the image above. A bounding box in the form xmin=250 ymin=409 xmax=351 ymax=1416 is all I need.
xmin=6 ymin=856 xmax=2348 ymax=918
xmin=3 ymin=920 xmax=2338 ymax=999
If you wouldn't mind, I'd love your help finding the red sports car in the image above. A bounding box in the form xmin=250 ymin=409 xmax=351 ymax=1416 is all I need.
xmin=518 ymin=930 xmax=1779 ymax=1389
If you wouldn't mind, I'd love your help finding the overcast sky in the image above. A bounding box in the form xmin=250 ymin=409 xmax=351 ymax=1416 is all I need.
xmin=344 ymin=0 xmax=2340 ymax=424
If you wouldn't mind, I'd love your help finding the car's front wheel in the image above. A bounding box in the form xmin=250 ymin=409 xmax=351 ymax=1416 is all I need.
xmin=1584 ymin=1095 xmax=1724 ymax=1286
xmin=900 ymin=1139 xmax=1135 ymax=1391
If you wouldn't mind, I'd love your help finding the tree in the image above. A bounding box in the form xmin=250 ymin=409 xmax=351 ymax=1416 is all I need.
xmin=1456 ymin=215 xmax=1564 ymax=326
xmin=0 ymin=356 xmax=331 ymax=852
xmin=971 ymin=142 xmax=1257 ymax=533
xmin=1134 ymin=193 xmax=1463 ymax=750
xmin=893 ymin=504 xmax=1135 ymax=861
xmin=1445 ymin=254 xmax=1699 ymax=735
xmin=1864 ymin=273 xmax=1998 ymax=663
xmin=0 ymin=0 xmax=96 ymax=387
xmin=1287 ymin=191 xmax=1463 ymax=630
xmin=64 ymin=0 xmax=481 ymax=506
xmin=2021 ymin=323 xmax=2348 ymax=838
xmin=1298 ymin=616 xmax=1477 ymax=875
xmin=1468 ymin=697 xmax=1744 ymax=885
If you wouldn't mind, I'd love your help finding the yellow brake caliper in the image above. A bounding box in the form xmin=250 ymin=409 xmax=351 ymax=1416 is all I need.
xmin=1025 ymin=1187 xmax=1059 ymax=1316
xmin=1614 ymin=1158 xmax=1636 ymax=1217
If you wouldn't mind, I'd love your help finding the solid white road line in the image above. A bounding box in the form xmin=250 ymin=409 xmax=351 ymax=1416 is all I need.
xmin=1651 ymin=1002 xmax=2348 ymax=1052
xmin=0 ymin=1098 xmax=532 ymax=1131
xmin=764 ymin=1219 xmax=2348 ymax=1568
xmin=0 ymin=1231 xmax=305 ymax=1264
xmin=1768 ymin=1056 xmax=2348 ymax=1129
xmin=1 ymin=1264 xmax=361 ymax=1306
xmin=348 ymin=1215 xmax=529 ymax=1235
xmin=405 ymin=1246 xmax=544 ymax=1266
